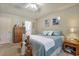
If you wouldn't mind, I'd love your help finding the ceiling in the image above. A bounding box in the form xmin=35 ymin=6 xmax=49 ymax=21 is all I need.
xmin=0 ymin=3 xmax=78 ymax=19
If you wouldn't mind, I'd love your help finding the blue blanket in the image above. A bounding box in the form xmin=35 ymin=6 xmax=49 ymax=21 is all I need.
xmin=30 ymin=36 xmax=64 ymax=56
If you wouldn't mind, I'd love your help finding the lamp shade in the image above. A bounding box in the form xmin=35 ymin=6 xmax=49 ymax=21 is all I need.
xmin=70 ymin=28 xmax=75 ymax=33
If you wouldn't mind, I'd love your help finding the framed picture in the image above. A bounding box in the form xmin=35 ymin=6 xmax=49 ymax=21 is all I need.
xmin=52 ymin=16 xmax=60 ymax=25
xmin=45 ymin=19 xmax=49 ymax=27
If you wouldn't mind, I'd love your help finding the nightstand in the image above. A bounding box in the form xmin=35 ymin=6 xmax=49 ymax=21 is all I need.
xmin=64 ymin=39 xmax=79 ymax=56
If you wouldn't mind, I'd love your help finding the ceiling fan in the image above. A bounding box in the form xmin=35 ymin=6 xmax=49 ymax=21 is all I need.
xmin=24 ymin=3 xmax=43 ymax=12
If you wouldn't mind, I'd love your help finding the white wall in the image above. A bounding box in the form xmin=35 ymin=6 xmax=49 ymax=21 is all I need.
xmin=36 ymin=5 xmax=79 ymax=36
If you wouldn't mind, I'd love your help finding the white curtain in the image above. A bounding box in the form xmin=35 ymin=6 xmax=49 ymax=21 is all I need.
xmin=25 ymin=21 xmax=32 ymax=35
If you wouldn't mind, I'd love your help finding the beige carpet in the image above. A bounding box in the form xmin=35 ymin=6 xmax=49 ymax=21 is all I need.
xmin=0 ymin=43 xmax=73 ymax=56
xmin=0 ymin=43 xmax=21 ymax=56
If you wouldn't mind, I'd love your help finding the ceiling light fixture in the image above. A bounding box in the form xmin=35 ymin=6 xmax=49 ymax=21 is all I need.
xmin=24 ymin=3 xmax=43 ymax=11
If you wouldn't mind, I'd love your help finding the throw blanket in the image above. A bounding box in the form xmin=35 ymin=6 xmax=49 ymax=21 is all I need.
xmin=30 ymin=35 xmax=55 ymax=51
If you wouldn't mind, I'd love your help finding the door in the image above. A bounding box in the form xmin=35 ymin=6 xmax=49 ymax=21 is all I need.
xmin=0 ymin=16 xmax=12 ymax=44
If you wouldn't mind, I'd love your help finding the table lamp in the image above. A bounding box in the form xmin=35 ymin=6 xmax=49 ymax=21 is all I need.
xmin=69 ymin=28 xmax=78 ymax=41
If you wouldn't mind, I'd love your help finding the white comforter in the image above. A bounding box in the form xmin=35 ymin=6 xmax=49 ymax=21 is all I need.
xmin=30 ymin=35 xmax=55 ymax=51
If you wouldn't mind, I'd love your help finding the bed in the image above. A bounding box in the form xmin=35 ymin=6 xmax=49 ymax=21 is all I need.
xmin=30 ymin=32 xmax=64 ymax=56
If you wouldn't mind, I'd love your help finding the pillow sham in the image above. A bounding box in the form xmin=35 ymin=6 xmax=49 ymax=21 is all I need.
xmin=47 ymin=31 xmax=53 ymax=36
xmin=53 ymin=31 xmax=62 ymax=36
xmin=42 ymin=30 xmax=63 ymax=36
xmin=42 ymin=31 xmax=49 ymax=36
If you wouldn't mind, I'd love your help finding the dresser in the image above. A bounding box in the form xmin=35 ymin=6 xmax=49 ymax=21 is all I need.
xmin=13 ymin=25 xmax=23 ymax=43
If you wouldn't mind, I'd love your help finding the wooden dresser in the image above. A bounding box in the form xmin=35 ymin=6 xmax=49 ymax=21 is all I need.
xmin=13 ymin=25 xmax=23 ymax=43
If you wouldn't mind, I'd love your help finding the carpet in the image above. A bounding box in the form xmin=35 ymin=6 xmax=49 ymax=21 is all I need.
xmin=0 ymin=43 xmax=74 ymax=56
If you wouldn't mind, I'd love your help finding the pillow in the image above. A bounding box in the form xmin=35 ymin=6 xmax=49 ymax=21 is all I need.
xmin=42 ymin=31 xmax=49 ymax=36
xmin=53 ymin=31 xmax=62 ymax=36
xmin=47 ymin=31 xmax=53 ymax=36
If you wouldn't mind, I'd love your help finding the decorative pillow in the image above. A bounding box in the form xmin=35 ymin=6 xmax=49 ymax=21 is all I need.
xmin=42 ymin=31 xmax=49 ymax=36
xmin=53 ymin=31 xmax=62 ymax=36
xmin=47 ymin=31 xmax=53 ymax=36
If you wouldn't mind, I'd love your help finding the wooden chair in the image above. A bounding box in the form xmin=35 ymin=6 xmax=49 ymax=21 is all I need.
xmin=24 ymin=35 xmax=33 ymax=56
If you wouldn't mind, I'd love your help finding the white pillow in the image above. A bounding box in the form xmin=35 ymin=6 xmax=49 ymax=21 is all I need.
xmin=42 ymin=31 xmax=49 ymax=36
xmin=47 ymin=31 xmax=53 ymax=36
xmin=53 ymin=31 xmax=62 ymax=36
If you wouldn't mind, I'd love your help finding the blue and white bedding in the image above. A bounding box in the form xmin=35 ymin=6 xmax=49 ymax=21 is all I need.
xmin=30 ymin=35 xmax=55 ymax=51
xmin=30 ymin=35 xmax=64 ymax=56
xmin=42 ymin=30 xmax=63 ymax=36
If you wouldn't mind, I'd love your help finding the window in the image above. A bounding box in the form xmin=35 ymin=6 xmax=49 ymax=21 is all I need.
xmin=25 ymin=21 xmax=32 ymax=35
